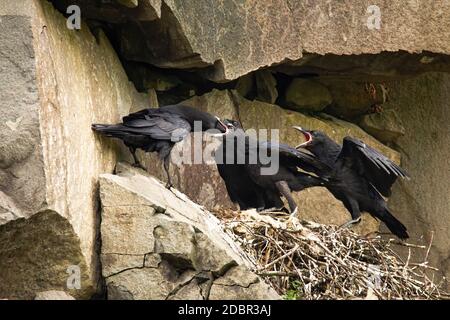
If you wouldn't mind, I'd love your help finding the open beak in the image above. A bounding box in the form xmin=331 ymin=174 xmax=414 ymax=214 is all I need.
xmin=292 ymin=126 xmax=312 ymax=148
xmin=210 ymin=117 xmax=229 ymax=137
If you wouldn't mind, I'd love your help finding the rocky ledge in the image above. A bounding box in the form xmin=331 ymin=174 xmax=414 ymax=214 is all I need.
xmin=99 ymin=162 xmax=279 ymax=300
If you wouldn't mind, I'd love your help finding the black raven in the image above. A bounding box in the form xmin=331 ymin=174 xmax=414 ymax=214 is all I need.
xmin=294 ymin=127 xmax=409 ymax=239
xmin=216 ymin=120 xmax=330 ymax=216
xmin=92 ymin=104 xmax=228 ymax=187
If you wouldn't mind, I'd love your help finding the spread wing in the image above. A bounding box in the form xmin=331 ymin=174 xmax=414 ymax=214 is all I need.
xmin=122 ymin=113 xmax=191 ymax=142
xmin=338 ymin=137 xmax=409 ymax=197
xmin=260 ymin=141 xmax=332 ymax=175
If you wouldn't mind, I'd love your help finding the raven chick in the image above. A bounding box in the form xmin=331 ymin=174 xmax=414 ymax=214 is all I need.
xmin=92 ymin=104 xmax=228 ymax=188
xmin=294 ymin=127 xmax=409 ymax=239
xmin=216 ymin=120 xmax=330 ymax=216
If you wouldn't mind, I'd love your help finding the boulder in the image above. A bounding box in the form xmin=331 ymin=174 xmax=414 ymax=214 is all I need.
xmin=34 ymin=291 xmax=75 ymax=300
xmin=99 ymin=162 xmax=279 ymax=300
xmin=209 ymin=266 xmax=279 ymax=300
xmin=235 ymin=73 xmax=255 ymax=99
xmin=0 ymin=0 xmax=147 ymax=298
xmin=255 ymin=70 xmax=278 ymax=104
xmin=124 ymin=62 xmax=182 ymax=92
xmin=323 ymin=81 xmax=387 ymax=119
xmin=285 ymin=78 xmax=332 ymax=112
xmin=0 ymin=210 xmax=91 ymax=299
xmin=359 ymin=109 xmax=406 ymax=143
xmin=386 ymin=73 xmax=450 ymax=290
xmin=116 ymin=0 xmax=138 ymax=8
xmin=54 ymin=0 xmax=450 ymax=81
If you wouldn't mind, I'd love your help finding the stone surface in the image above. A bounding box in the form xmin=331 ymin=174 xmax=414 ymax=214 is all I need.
xmin=285 ymin=78 xmax=332 ymax=112
xmin=323 ymin=81 xmax=387 ymax=119
xmin=209 ymin=266 xmax=279 ymax=300
xmin=274 ymin=52 xmax=450 ymax=81
xmin=53 ymin=0 xmax=450 ymax=81
xmin=0 ymin=210 xmax=91 ymax=299
xmin=386 ymin=73 xmax=450 ymax=290
xmin=359 ymin=109 xmax=406 ymax=143
xmin=255 ymin=70 xmax=278 ymax=104
xmin=0 ymin=0 xmax=147 ymax=298
xmin=100 ymin=163 xmax=279 ymax=300
xmin=34 ymin=290 xmax=76 ymax=300
xmin=116 ymin=0 xmax=139 ymax=8
xmin=235 ymin=72 xmax=255 ymax=98
xmin=124 ymin=62 xmax=182 ymax=92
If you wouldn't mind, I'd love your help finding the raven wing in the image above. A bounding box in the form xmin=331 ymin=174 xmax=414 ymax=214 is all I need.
xmin=260 ymin=141 xmax=332 ymax=175
xmin=338 ymin=137 xmax=409 ymax=197
xmin=122 ymin=114 xmax=191 ymax=142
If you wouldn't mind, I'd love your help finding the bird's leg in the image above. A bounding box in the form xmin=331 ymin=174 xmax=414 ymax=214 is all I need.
xmin=257 ymin=207 xmax=288 ymax=214
xmin=339 ymin=217 xmax=362 ymax=229
xmin=339 ymin=198 xmax=362 ymax=230
xmin=275 ymin=181 xmax=298 ymax=218
xmin=129 ymin=147 xmax=145 ymax=170
xmin=163 ymin=156 xmax=173 ymax=189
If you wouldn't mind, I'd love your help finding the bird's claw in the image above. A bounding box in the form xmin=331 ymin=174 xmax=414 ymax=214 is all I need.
xmin=339 ymin=217 xmax=362 ymax=230
xmin=165 ymin=182 xmax=173 ymax=189
xmin=258 ymin=207 xmax=288 ymax=214
xmin=286 ymin=207 xmax=300 ymax=228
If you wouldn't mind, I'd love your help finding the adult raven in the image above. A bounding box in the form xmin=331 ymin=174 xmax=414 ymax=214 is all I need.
xmin=216 ymin=120 xmax=330 ymax=216
xmin=92 ymin=105 xmax=228 ymax=187
xmin=294 ymin=127 xmax=409 ymax=239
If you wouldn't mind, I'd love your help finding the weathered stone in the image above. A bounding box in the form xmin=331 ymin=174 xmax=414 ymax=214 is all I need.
xmin=168 ymin=279 xmax=204 ymax=300
xmin=144 ymin=253 xmax=162 ymax=268
xmin=102 ymin=254 xmax=145 ymax=278
xmin=101 ymin=204 xmax=157 ymax=255
xmin=107 ymin=266 xmax=176 ymax=300
xmin=359 ymin=109 xmax=406 ymax=143
xmin=274 ymin=52 xmax=450 ymax=81
xmin=154 ymin=219 xmax=196 ymax=268
xmin=101 ymin=163 xmax=253 ymax=268
xmin=124 ymin=62 xmax=182 ymax=92
xmin=255 ymin=70 xmax=278 ymax=104
xmin=285 ymin=78 xmax=332 ymax=112
xmin=100 ymin=163 xmax=279 ymax=299
xmin=235 ymin=73 xmax=255 ymax=98
xmin=56 ymin=1 xmax=450 ymax=81
xmin=386 ymin=73 xmax=450 ymax=290
xmin=324 ymin=81 xmax=386 ymax=119
xmin=53 ymin=0 xmax=162 ymax=24
xmin=0 ymin=0 xmax=148 ymax=297
xmin=209 ymin=266 xmax=279 ymax=300
xmin=0 ymin=210 xmax=92 ymax=299
xmin=192 ymin=232 xmax=237 ymax=275
xmin=34 ymin=291 xmax=75 ymax=300
xmin=116 ymin=0 xmax=138 ymax=8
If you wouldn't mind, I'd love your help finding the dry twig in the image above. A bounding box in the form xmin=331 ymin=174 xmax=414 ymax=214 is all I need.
xmin=219 ymin=209 xmax=448 ymax=300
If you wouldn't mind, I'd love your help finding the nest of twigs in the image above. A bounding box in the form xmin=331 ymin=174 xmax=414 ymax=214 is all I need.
xmin=219 ymin=209 xmax=448 ymax=300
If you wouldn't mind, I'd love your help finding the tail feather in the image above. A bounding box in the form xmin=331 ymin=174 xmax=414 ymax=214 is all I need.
xmin=92 ymin=124 xmax=128 ymax=138
xmin=380 ymin=208 xmax=409 ymax=239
